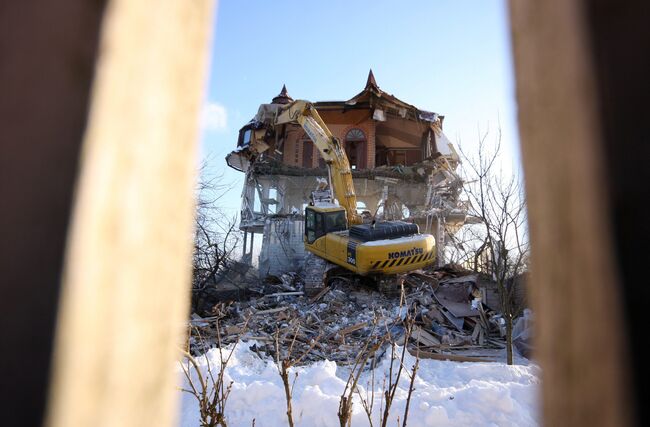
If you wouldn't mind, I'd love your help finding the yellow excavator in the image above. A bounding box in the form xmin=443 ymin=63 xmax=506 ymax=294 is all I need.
xmin=261 ymin=100 xmax=436 ymax=294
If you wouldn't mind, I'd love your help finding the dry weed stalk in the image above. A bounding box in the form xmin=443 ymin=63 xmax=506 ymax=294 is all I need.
xmin=401 ymin=348 xmax=420 ymax=427
xmin=378 ymin=282 xmax=420 ymax=427
xmin=342 ymin=283 xmax=422 ymax=427
xmin=180 ymin=316 xmax=249 ymax=427
xmin=338 ymin=313 xmax=386 ymax=427
xmin=275 ymin=323 xmax=322 ymax=427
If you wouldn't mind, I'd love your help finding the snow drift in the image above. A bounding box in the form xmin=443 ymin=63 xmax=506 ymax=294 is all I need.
xmin=177 ymin=342 xmax=539 ymax=427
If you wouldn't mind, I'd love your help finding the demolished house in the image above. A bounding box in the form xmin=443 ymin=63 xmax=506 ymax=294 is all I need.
xmin=196 ymin=74 xmax=532 ymax=364
xmin=226 ymin=70 xmax=471 ymax=276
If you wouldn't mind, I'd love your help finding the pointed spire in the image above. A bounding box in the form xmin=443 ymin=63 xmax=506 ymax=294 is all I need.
xmin=365 ymin=69 xmax=379 ymax=90
xmin=271 ymin=84 xmax=294 ymax=104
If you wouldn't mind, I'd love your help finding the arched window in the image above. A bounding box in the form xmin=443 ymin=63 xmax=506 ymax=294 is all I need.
xmin=345 ymin=128 xmax=366 ymax=142
xmin=344 ymin=128 xmax=366 ymax=169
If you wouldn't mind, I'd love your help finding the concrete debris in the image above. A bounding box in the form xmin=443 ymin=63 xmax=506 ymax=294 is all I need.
xmin=189 ymin=268 xmax=525 ymax=364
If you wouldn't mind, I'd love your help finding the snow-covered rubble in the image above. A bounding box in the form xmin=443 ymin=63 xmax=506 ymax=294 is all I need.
xmin=177 ymin=342 xmax=540 ymax=427
xmin=189 ymin=269 xmax=515 ymax=365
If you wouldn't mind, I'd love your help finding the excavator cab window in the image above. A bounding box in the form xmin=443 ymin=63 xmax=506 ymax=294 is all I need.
xmin=305 ymin=208 xmax=321 ymax=244
xmin=305 ymin=207 xmax=346 ymax=244
xmin=324 ymin=210 xmax=347 ymax=233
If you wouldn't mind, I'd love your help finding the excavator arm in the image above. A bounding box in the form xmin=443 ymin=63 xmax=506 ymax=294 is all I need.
xmin=274 ymin=100 xmax=363 ymax=225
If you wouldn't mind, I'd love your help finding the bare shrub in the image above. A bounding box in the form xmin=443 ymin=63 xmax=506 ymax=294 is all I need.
xmin=192 ymin=160 xmax=241 ymax=312
xmin=275 ymin=324 xmax=322 ymax=427
xmin=338 ymin=315 xmax=386 ymax=427
xmin=180 ymin=316 xmax=249 ymax=426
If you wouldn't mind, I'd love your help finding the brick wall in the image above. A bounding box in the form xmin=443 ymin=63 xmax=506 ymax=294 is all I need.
xmin=280 ymin=110 xmax=377 ymax=171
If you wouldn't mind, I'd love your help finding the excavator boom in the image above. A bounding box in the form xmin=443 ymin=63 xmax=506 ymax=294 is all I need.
xmin=275 ymin=100 xmax=363 ymax=225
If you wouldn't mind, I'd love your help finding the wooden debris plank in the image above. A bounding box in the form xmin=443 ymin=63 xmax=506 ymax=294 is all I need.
xmin=338 ymin=344 xmax=358 ymax=350
xmin=245 ymin=336 xmax=275 ymax=341
xmin=254 ymin=306 xmax=289 ymax=315
xmin=423 ymin=310 xmax=445 ymax=326
xmin=407 ymin=347 xmax=498 ymax=363
xmin=309 ymin=286 xmax=331 ymax=303
xmin=299 ymin=325 xmax=318 ymax=334
xmin=465 ymin=316 xmax=477 ymax=326
xmin=471 ymin=322 xmax=481 ymax=341
xmin=225 ymin=325 xmax=242 ymax=335
xmin=265 ymin=291 xmax=304 ymax=298
xmin=411 ymin=325 xmax=441 ymax=346
xmin=408 ymin=272 xmax=440 ymax=290
xmin=440 ymin=307 xmax=465 ymax=331
xmin=487 ymin=338 xmax=506 ymax=349
xmin=438 ymin=345 xmax=484 ymax=350
xmin=338 ymin=322 xmax=368 ymax=336
xmin=189 ymin=314 xmax=220 ymax=324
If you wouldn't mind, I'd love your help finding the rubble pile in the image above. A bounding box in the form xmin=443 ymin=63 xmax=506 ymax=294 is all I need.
xmin=189 ymin=267 xmax=521 ymax=364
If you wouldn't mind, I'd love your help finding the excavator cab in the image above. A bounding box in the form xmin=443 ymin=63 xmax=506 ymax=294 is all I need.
xmin=304 ymin=206 xmax=347 ymax=244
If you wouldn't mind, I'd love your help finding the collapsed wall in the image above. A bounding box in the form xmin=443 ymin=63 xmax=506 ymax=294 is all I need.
xmin=227 ymin=70 xmax=471 ymax=276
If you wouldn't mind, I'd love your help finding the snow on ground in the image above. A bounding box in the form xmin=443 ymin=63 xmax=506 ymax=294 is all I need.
xmin=177 ymin=342 xmax=539 ymax=427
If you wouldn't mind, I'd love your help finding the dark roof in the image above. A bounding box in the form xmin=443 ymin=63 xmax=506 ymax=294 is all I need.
xmin=273 ymin=71 xmax=442 ymax=125
xmin=365 ymin=69 xmax=379 ymax=90
xmin=271 ymin=84 xmax=293 ymax=104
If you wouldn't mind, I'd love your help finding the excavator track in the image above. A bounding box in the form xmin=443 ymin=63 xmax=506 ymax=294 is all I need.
xmin=303 ymin=252 xmax=407 ymax=298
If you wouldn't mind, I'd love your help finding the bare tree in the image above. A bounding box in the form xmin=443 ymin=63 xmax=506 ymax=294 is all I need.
xmin=444 ymin=225 xmax=484 ymax=268
xmin=459 ymin=127 xmax=530 ymax=365
xmin=192 ymin=161 xmax=241 ymax=311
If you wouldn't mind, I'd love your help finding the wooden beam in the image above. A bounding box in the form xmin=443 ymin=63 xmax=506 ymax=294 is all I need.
xmin=45 ymin=1 xmax=216 ymax=426
xmin=509 ymin=0 xmax=632 ymax=425
xmin=407 ymin=347 xmax=498 ymax=363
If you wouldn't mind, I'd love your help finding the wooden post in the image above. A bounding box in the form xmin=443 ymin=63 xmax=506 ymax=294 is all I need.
xmin=45 ymin=1 xmax=216 ymax=426
xmin=509 ymin=0 xmax=634 ymax=425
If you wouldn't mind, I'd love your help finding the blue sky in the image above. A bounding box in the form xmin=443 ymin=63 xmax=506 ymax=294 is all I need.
xmin=200 ymin=0 xmax=519 ymax=213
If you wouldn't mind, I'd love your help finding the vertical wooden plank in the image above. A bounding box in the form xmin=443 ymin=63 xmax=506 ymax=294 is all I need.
xmin=45 ymin=1 xmax=215 ymax=426
xmin=508 ymin=0 xmax=632 ymax=426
